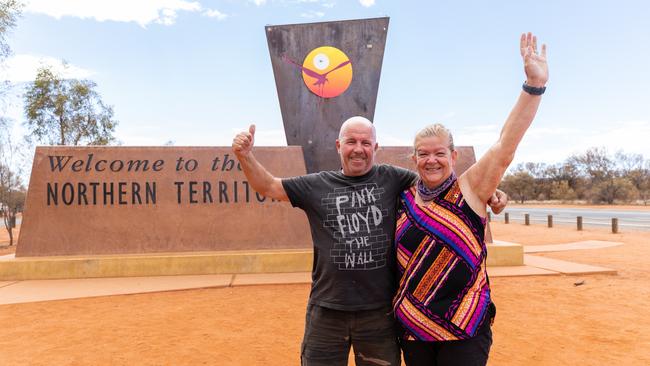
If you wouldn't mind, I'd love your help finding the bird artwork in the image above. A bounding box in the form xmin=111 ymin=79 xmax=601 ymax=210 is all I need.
xmin=282 ymin=46 xmax=353 ymax=98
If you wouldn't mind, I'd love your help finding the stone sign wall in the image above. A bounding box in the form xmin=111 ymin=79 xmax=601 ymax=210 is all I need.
xmin=16 ymin=146 xmax=311 ymax=257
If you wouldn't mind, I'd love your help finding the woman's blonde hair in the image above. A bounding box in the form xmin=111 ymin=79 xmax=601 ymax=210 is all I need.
xmin=413 ymin=123 xmax=455 ymax=153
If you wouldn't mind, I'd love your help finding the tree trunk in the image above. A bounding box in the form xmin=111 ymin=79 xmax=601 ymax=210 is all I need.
xmin=59 ymin=114 xmax=66 ymax=145
xmin=2 ymin=211 xmax=15 ymax=246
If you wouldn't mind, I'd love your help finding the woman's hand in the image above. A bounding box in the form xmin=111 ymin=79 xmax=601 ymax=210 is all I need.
xmin=521 ymin=32 xmax=548 ymax=87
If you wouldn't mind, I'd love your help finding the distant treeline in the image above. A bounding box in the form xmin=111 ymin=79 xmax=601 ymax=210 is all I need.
xmin=499 ymin=147 xmax=650 ymax=204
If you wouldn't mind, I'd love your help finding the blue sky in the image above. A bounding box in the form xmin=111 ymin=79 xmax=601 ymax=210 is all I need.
xmin=2 ymin=0 xmax=650 ymax=167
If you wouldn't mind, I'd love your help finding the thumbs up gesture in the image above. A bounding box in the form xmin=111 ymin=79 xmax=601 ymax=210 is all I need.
xmin=232 ymin=124 xmax=256 ymax=157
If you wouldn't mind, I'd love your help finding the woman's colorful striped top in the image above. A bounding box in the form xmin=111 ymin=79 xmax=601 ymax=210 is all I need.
xmin=393 ymin=179 xmax=491 ymax=341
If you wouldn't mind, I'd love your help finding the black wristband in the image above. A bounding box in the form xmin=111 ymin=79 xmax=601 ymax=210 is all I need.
xmin=522 ymin=82 xmax=546 ymax=95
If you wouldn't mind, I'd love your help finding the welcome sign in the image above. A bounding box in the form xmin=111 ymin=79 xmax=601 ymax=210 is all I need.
xmin=16 ymin=146 xmax=311 ymax=257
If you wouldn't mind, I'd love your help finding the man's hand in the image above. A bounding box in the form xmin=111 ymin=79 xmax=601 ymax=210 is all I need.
xmin=232 ymin=124 xmax=256 ymax=157
xmin=520 ymin=32 xmax=548 ymax=88
xmin=488 ymin=189 xmax=508 ymax=215
xmin=230 ymin=124 xmax=289 ymax=201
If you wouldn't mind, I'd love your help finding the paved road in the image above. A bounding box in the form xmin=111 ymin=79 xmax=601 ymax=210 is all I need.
xmin=6 ymin=210 xmax=650 ymax=231
xmin=490 ymin=207 xmax=650 ymax=231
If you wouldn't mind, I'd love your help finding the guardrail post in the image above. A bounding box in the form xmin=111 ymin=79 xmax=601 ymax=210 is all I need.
xmin=524 ymin=213 xmax=530 ymax=226
xmin=577 ymin=216 xmax=583 ymax=231
xmin=504 ymin=212 xmax=509 ymax=224
xmin=612 ymin=218 xmax=619 ymax=233
xmin=547 ymin=215 xmax=553 ymax=228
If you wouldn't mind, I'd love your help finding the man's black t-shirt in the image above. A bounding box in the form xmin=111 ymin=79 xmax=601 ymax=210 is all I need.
xmin=282 ymin=164 xmax=416 ymax=311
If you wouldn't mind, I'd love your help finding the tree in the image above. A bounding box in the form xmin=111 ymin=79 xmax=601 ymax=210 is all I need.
xmin=0 ymin=0 xmax=21 ymax=59
xmin=0 ymin=118 xmax=25 ymax=246
xmin=568 ymin=147 xmax=616 ymax=182
xmin=23 ymin=66 xmax=119 ymax=145
xmin=615 ymin=151 xmax=644 ymax=174
xmin=541 ymin=161 xmax=588 ymax=200
xmin=554 ymin=161 xmax=588 ymax=200
xmin=591 ymin=177 xmax=635 ymax=204
xmin=0 ymin=163 xmax=24 ymax=246
xmin=615 ymin=151 xmax=650 ymax=204
xmin=550 ymin=180 xmax=577 ymax=202
xmin=515 ymin=162 xmax=546 ymax=200
xmin=0 ymin=0 xmax=22 ymax=101
xmin=566 ymin=147 xmax=625 ymax=203
xmin=626 ymin=161 xmax=650 ymax=205
xmin=500 ymin=148 xmax=646 ymax=204
xmin=499 ymin=170 xmax=535 ymax=203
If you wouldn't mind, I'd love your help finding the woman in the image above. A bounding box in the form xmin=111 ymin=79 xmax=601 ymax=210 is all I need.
xmin=393 ymin=33 xmax=548 ymax=365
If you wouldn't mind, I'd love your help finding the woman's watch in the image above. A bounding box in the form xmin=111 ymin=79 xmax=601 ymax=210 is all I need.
xmin=522 ymin=82 xmax=546 ymax=95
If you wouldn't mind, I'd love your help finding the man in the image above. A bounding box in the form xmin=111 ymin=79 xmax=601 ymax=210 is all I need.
xmin=232 ymin=117 xmax=506 ymax=366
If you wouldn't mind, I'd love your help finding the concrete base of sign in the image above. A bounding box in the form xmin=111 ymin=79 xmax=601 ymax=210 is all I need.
xmin=0 ymin=250 xmax=313 ymax=280
xmin=0 ymin=243 xmax=522 ymax=280
xmin=487 ymin=241 xmax=524 ymax=266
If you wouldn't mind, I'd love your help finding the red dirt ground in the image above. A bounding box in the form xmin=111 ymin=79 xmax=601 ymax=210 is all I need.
xmin=1 ymin=220 xmax=649 ymax=365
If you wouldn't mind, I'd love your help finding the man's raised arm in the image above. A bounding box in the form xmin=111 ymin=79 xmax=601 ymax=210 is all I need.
xmin=232 ymin=124 xmax=289 ymax=201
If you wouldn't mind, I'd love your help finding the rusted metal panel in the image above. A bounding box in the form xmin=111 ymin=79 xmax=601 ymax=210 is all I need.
xmin=266 ymin=17 xmax=389 ymax=173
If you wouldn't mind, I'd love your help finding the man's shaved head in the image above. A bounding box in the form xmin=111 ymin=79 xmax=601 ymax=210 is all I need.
xmin=336 ymin=116 xmax=378 ymax=176
xmin=338 ymin=116 xmax=376 ymax=142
